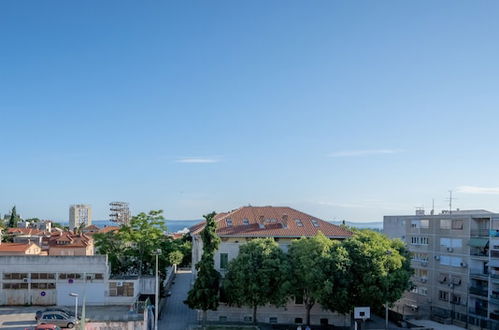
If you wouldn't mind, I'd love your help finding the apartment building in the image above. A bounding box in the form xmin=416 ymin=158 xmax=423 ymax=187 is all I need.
xmin=190 ymin=205 xmax=352 ymax=327
xmin=384 ymin=209 xmax=499 ymax=330
xmin=69 ymin=204 xmax=92 ymax=229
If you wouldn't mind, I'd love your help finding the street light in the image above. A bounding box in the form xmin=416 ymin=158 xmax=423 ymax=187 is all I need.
xmin=385 ymin=250 xmax=392 ymax=330
xmin=154 ymin=249 xmax=162 ymax=330
xmin=69 ymin=293 xmax=79 ymax=320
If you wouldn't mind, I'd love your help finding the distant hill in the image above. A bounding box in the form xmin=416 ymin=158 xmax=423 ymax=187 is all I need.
xmin=329 ymin=221 xmax=383 ymax=231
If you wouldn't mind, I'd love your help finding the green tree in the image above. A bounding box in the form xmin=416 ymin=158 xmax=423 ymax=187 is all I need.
xmin=94 ymin=210 xmax=173 ymax=276
xmin=223 ymin=238 xmax=290 ymax=324
xmin=288 ymin=232 xmax=349 ymax=326
xmin=8 ymin=206 xmax=20 ymax=228
xmin=185 ymin=212 xmax=221 ymax=327
xmin=322 ymin=230 xmax=412 ymax=327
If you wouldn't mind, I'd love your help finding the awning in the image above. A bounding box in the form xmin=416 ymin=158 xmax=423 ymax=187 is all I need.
xmin=469 ymin=238 xmax=489 ymax=248
xmin=487 ymin=260 xmax=499 ymax=268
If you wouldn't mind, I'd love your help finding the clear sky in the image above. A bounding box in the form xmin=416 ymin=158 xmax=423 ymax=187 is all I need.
xmin=1 ymin=1 xmax=499 ymax=222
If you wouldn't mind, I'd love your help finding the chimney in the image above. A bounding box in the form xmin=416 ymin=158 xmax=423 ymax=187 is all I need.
xmin=281 ymin=215 xmax=288 ymax=229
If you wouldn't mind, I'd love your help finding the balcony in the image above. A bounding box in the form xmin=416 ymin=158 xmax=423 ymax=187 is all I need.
xmin=469 ymin=308 xmax=488 ymax=317
xmin=470 ymin=270 xmax=489 ymax=279
xmin=491 ymin=312 xmax=499 ymax=321
xmin=469 ymin=286 xmax=489 ymax=297
xmin=471 ymin=229 xmax=490 ymax=237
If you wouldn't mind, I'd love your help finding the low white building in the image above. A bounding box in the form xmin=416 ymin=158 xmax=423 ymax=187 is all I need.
xmin=0 ymin=255 xmax=153 ymax=307
xmin=190 ymin=205 xmax=352 ymax=327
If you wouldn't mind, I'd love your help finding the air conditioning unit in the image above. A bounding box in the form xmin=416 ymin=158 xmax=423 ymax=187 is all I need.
xmin=460 ymin=262 xmax=467 ymax=268
xmin=447 ymin=247 xmax=454 ymax=252
xmin=116 ymin=281 xmax=123 ymax=287
xmin=434 ymin=256 xmax=440 ymax=260
xmin=421 ymin=278 xmax=427 ymax=283
xmin=23 ymin=278 xmax=29 ymax=283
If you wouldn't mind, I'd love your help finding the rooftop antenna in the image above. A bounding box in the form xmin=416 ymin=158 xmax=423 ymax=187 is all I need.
xmin=446 ymin=190 xmax=456 ymax=215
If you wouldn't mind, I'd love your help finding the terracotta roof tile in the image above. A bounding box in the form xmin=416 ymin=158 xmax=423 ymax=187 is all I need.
xmin=0 ymin=242 xmax=39 ymax=252
xmin=190 ymin=206 xmax=352 ymax=238
xmin=98 ymin=226 xmax=120 ymax=234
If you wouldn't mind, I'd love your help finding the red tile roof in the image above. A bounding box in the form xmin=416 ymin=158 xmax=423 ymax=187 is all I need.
xmin=0 ymin=242 xmax=39 ymax=252
xmin=98 ymin=226 xmax=120 ymax=234
xmin=190 ymin=206 xmax=352 ymax=238
xmin=6 ymin=228 xmax=46 ymax=236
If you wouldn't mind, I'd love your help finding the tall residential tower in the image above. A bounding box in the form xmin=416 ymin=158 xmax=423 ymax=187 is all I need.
xmin=69 ymin=204 xmax=92 ymax=229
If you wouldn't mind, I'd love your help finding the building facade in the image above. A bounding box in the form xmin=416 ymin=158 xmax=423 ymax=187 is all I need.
xmin=0 ymin=255 xmax=153 ymax=306
xmin=69 ymin=204 xmax=92 ymax=229
xmin=384 ymin=209 xmax=499 ymax=330
xmin=190 ymin=205 xmax=352 ymax=327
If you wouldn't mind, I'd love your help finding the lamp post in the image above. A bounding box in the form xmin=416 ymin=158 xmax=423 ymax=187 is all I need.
xmin=69 ymin=293 xmax=79 ymax=320
xmin=154 ymin=249 xmax=161 ymax=330
xmin=385 ymin=250 xmax=392 ymax=329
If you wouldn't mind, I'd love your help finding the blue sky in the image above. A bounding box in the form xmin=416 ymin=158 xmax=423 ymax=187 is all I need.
xmin=1 ymin=1 xmax=499 ymax=222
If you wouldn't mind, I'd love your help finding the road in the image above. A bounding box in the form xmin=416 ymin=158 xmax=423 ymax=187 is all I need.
xmin=0 ymin=306 xmax=37 ymax=330
xmin=159 ymin=270 xmax=198 ymax=330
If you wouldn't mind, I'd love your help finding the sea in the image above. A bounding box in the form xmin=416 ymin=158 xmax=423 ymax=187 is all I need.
xmin=64 ymin=219 xmax=201 ymax=234
xmin=68 ymin=219 xmax=382 ymax=233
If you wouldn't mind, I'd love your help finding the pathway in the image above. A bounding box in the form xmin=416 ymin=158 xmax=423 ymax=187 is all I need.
xmin=159 ymin=270 xmax=198 ymax=330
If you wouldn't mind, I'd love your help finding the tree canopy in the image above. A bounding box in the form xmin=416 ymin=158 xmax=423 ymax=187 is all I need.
xmin=94 ymin=210 xmax=187 ymax=276
xmin=223 ymin=238 xmax=290 ymax=324
xmin=288 ymin=232 xmax=349 ymax=326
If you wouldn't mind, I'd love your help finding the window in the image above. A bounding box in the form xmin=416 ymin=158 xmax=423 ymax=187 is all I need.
xmin=225 ymin=218 xmax=233 ymax=227
xmin=311 ymin=219 xmax=320 ymax=227
xmin=2 ymin=283 xmax=28 ymax=289
xmin=411 ymin=236 xmax=429 ymax=245
xmin=219 ymin=316 xmax=227 ymax=322
xmin=440 ymin=219 xmax=451 ymax=229
xmin=320 ymin=319 xmax=329 ymax=326
xmin=438 ymin=273 xmax=448 ymax=283
xmin=295 ymin=295 xmax=304 ymax=305
xmin=411 ymin=221 xmax=419 ymax=228
xmin=294 ymin=219 xmax=304 ymax=227
xmin=95 ymin=273 xmax=104 ymax=280
xmin=3 ymin=273 xmax=28 ymax=280
xmin=420 ymin=220 xmax=429 ymax=228
xmin=440 ymin=256 xmax=462 ymax=267
xmin=59 ymin=273 xmax=81 ymax=280
xmin=31 ymin=283 xmax=56 ymax=289
xmin=242 ymin=218 xmax=249 ymax=225
xmin=441 ymin=238 xmax=462 ymax=248
xmin=419 ymin=287 xmax=428 ymax=296
xmin=452 ymin=276 xmax=462 ymax=285
xmin=220 ymin=253 xmax=229 ymax=269
xmin=31 ymin=273 xmax=55 ymax=280
xmin=243 ymin=316 xmax=253 ymax=322
xmin=451 ymin=294 xmax=461 ymax=305
xmin=439 ymin=290 xmax=449 ymax=301
xmin=294 ymin=318 xmax=303 ymax=324
xmin=269 ymin=317 xmax=278 ymax=324
xmin=109 ymin=282 xmax=134 ymax=296
xmin=452 ymin=220 xmax=464 ymax=230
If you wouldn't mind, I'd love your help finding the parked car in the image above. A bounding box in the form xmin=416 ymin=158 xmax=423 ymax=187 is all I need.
xmin=35 ymin=325 xmax=62 ymax=330
xmin=37 ymin=311 xmax=77 ymax=329
xmin=35 ymin=308 xmax=77 ymax=321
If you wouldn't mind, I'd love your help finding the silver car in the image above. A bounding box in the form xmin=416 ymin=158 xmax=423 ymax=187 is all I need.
xmin=37 ymin=311 xmax=77 ymax=329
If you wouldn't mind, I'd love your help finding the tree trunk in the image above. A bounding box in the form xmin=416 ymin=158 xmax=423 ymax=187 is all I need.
xmin=306 ymin=303 xmax=314 ymax=326
xmin=253 ymin=305 xmax=257 ymax=324
xmin=202 ymin=310 xmax=207 ymax=329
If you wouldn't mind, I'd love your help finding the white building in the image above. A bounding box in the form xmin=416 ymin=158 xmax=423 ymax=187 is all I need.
xmin=190 ymin=205 xmax=352 ymax=327
xmin=69 ymin=204 xmax=92 ymax=229
xmin=0 ymin=255 xmax=154 ymax=306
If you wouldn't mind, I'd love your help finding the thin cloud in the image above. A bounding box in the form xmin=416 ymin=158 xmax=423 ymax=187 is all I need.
xmin=329 ymin=149 xmax=403 ymax=158
xmin=456 ymin=186 xmax=499 ymax=195
xmin=175 ymin=157 xmax=220 ymax=164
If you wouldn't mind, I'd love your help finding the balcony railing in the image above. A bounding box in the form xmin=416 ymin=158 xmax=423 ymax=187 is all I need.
xmin=471 ymin=229 xmax=490 ymax=237
xmin=469 ymin=286 xmax=489 ymax=297
xmin=471 ymin=250 xmax=489 ymax=257
xmin=469 ymin=308 xmax=488 ymax=317
xmin=471 ymin=271 xmax=490 ymax=279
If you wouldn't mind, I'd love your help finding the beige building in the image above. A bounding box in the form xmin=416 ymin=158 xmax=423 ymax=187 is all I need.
xmin=0 ymin=242 xmax=42 ymax=256
xmin=190 ymin=205 xmax=352 ymax=327
xmin=69 ymin=204 xmax=92 ymax=229
xmin=384 ymin=209 xmax=499 ymax=330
